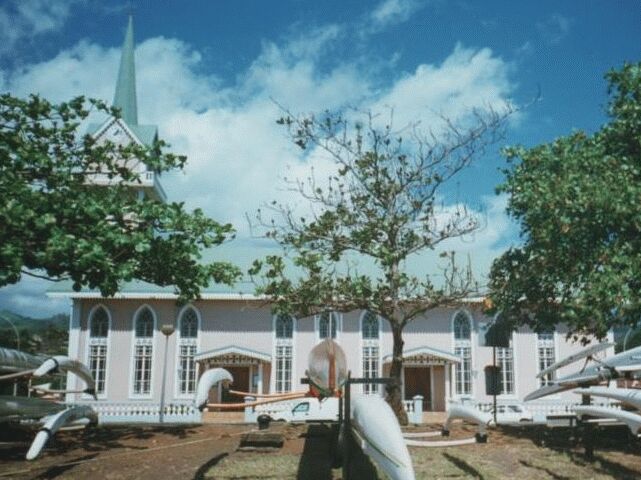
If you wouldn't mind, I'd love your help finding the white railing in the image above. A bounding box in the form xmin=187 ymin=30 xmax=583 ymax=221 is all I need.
xmin=143 ymin=170 xmax=167 ymax=199
xmin=404 ymin=396 xmax=423 ymax=424
xmin=474 ymin=400 xmax=622 ymax=423
xmin=75 ymin=401 xmax=201 ymax=424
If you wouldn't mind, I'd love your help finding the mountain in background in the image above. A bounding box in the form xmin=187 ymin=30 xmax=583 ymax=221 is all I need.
xmin=0 ymin=310 xmax=69 ymax=355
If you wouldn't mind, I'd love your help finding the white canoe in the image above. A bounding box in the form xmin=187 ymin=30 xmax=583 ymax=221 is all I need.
xmin=536 ymin=342 xmax=614 ymax=379
xmin=575 ymin=387 xmax=641 ymax=411
xmin=350 ymin=395 xmax=415 ymax=480
xmin=26 ymin=405 xmax=98 ymax=460
xmin=525 ymin=344 xmax=641 ymax=401
xmin=575 ymin=406 xmax=641 ymax=436
xmin=33 ymin=356 xmax=96 ymax=398
xmin=444 ymin=404 xmax=494 ymax=436
xmin=307 ymin=339 xmax=347 ymax=396
xmin=195 ymin=368 xmax=233 ymax=410
xmin=0 ymin=347 xmax=47 ymax=374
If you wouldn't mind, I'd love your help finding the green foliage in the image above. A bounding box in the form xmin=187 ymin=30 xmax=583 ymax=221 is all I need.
xmin=488 ymin=63 xmax=641 ymax=340
xmin=0 ymin=94 xmax=240 ymax=301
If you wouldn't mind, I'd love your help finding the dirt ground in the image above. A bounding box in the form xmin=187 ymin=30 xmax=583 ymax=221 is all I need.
xmin=2 ymin=422 xmax=641 ymax=479
xmin=0 ymin=424 xmax=251 ymax=480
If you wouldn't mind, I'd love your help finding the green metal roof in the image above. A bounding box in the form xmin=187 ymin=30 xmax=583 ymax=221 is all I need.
xmin=47 ymin=278 xmax=257 ymax=297
xmin=128 ymin=125 xmax=158 ymax=146
xmin=113 ymin=15 xmax=138 ymax=126
xmin=46 ymin=242 xmax=282 ymax=298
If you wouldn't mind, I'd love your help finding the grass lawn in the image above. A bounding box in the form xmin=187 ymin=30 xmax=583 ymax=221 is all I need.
xmin=207 ymin=423 xmax=641 ymax=479
xmin=407 ymin=423 xmax=641 ymax=479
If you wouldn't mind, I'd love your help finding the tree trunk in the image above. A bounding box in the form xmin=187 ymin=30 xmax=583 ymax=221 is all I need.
xmin=386 ymin=323 xmax=408 ymax=425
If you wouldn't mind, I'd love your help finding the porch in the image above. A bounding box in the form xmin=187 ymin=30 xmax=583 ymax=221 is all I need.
xmin=194 ymin=345 xmax=271 ymax=406
xmin=384 ymin=346 xmax=460 ymax=412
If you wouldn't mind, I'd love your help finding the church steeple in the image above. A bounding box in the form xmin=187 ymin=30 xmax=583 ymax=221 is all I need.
xmin=113 ymin=15 xmax=138 ymax=126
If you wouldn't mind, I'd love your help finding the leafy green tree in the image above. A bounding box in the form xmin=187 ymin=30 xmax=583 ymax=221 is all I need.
xmin=488 ymin=63 xmax=641 ymax=340
xmin=251 ymin=106 xmax=512 ymax=422
xmin=0 ymin=94 xmax=239 ymax=300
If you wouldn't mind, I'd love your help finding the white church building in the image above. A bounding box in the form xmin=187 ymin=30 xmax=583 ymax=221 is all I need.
xmin=51 ymin=18 xmax=614 ymax=416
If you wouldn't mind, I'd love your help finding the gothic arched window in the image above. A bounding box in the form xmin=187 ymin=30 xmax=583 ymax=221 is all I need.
xmin=132 ymin=306 xmax=155 ymax=396
xmin=453 ymin=311 xmax=472 ymax=396
xmin=537 ymin=330 xmax=555 ymax=387
xmin=177 ymin=307 xmax=199 ymax=395
xmin=88 ymin=306 xmax=110 ymax=395
xmin=361 ymin=312 xmax=380 ymax=394
xmin=274 ymin=314 xmax=294 ymax=393
xmin=318 ymin=312 xmax=339 ymax=340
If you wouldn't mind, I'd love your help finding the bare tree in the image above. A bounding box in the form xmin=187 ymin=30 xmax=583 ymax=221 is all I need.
xmin=250 ymin=104 xmax=513 ymax=423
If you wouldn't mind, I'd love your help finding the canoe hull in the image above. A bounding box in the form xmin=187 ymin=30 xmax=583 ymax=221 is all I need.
xmin=195 ymin=368 xmax=233 ymax=410
xmin=307 ymin=339 xmax=347 ymax=396
xmin=575 ymin=406 xmax=641 ymax=436
xmin=576 ymin=387 xmax=641 ymax=411
xmin=525 ymin=345 xmax=641 ymax=401
xmin=444 ymin=404 xmax=493 ymax=435
xmin=351 ymin=395 xmax=415 ymax=480
xmin=26 ymin=405 xmax=97 ymax=460
xmin=34 ymin=356 xmax=96 ymax=397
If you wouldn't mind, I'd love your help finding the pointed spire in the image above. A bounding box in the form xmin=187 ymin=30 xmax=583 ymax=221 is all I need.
xmin=113 ymin=15 xmax=138 ymax=126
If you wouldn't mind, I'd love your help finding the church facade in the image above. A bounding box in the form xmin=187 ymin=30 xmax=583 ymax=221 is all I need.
xmin=53 ymin=18 xmax=614 ymax=412
xmin=54 ymin=289 xmax=614 ymax=410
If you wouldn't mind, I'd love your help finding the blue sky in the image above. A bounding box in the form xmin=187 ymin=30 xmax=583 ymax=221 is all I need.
xmin=0 ymin=0 xmax=639 ymax=317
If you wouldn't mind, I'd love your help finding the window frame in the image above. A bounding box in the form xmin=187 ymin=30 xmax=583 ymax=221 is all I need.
xmin=315 ymin=311 xmax=341 ymax=342
xmin=175 ymin=305 xmax=201 ymax=398
xmin=272 ymin=314 xmax=296 ymax=394
xmin=451 ymin=310 xmax=474 ymax=398
xmin=129 ymin=304 xmax=157 ymax=399
xmin=536 ymin=330 xmax=557 ymax=387
xmin=360 ymin=311 xmax=381 ymax=395
xmin=85 ymin=304 xmax=112 ymax=399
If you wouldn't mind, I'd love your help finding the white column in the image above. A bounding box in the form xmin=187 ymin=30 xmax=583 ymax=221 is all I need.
xmin=257 ymin=362 xmax=264 ymax=394
xmin=244 ymin=396 xmax=256 ymax=423
xmin=67 ymin=302 xmax=82 ymax=401
xmin=217 ymin=365 xmax=222 ymax=403
xmin=445 ymin=363 xmax=451 ymax=411
xmin=401 ymin=366 xmax=406 ymax=400
xmin=413 ymin=395 xmax=424 ymax=424
xmin=429 ymin=365 xmax=435 ymax=412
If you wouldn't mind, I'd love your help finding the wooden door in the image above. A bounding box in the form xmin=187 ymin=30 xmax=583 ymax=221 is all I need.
xmin=221 ymin=366 xmax=250 ymax=403
xmin=404 ymin=367 xmax=431 ymax=410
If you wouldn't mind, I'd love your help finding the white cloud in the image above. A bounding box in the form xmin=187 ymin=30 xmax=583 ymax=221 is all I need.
xmin=398 ymin=194 xmax=517 ymax=286
xmin=370 ymin=43 xmax=514 ymax=131
xmin=370 ymin=0 xmax=423 ymax=30
xmin=1 ymin=16 xmax=519 ymax=313
xmin=0 ymin=0 xmax=83 ymax=55
xmin=515 ymin=41 xmax=534 ymax=58
xmin=537 ymin=13 xmax=572 ymax=45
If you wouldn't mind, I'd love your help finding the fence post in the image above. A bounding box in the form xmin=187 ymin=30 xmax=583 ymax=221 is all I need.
xmin=244 ymin=396 xmax=256 ymax=423
xmin=412 ymin=395 xmax=423 ymax=424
